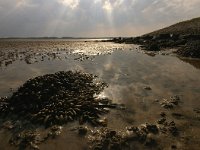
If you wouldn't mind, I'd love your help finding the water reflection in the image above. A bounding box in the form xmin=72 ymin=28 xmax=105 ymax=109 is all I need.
xmin=179 ymin=57 xmax=200 ymax=69
xmin=0 ymin=43 xmax=200 ymax=106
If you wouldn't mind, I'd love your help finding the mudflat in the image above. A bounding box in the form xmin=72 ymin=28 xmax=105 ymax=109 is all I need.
xmin=0 ymin=40 xmax=200 ymax=150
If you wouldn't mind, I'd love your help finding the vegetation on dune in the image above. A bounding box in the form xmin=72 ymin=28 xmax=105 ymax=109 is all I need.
xmin=111 ymin=17 xmax=200 ymax=58
xmin=176 ymin=40 xmax=200 ymax=58
xmin=146 ymin=17 xmax=200 ymax=36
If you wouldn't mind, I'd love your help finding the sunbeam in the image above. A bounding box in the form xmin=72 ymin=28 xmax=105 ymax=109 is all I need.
xmin=102 ymin=0 xmax=115 ymax=36
xmin=58 ymin=0 xmax=79 ymax=9
xmin=0 ymin=0 xmax=200 ymax=37
xmin=43 ymin=0 xmax=80 ymax=37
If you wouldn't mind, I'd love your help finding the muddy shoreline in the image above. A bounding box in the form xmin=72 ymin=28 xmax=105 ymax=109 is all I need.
xmin=108 ymin=34 xmax=200 ymax=58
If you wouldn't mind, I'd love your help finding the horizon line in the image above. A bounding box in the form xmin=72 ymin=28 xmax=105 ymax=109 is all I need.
xmin=0 ymin=36 xmax=136 ymax=39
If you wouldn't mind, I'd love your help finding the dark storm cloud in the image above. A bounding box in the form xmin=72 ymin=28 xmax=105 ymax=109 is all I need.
xmin=0 ymin=0 xmax=200 ymax=37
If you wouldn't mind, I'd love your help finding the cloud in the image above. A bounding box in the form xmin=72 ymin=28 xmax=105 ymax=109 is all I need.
xmin=102 ymin=0 xmax=124 ymax=12
xmin=58 ymin=0 xmax=79 ymax=9
xmin=141 ymin=0 xmax=200 ymax=22
xmin=103 ymin=0 xmax=112 ymax=12
xmin=0 ymin=0 xmax=200 ymax=37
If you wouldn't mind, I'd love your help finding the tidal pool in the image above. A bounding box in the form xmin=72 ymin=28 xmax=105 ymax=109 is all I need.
xmin=0 ymin=40 xmax=200 ymax=150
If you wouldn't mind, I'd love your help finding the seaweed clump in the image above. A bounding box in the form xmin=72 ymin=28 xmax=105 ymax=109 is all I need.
xmin=0 ymin=71 xmax=116 ymax=127
xmin=176 ymin=40 xmax=200 ymax=58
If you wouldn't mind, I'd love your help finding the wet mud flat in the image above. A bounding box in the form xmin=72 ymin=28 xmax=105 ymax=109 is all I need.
xmin=0 ymin=40 xmax=200 ymax=150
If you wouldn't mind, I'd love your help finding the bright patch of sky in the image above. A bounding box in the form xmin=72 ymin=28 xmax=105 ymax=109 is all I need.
xmin=0 ymin=0 xmax=200 ymax=37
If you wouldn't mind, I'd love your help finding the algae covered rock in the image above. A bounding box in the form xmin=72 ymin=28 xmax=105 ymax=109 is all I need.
xmin=177 ymin=40 xmax=200 ymax=58
xmin=0 ymin=71 xmax=116 ymax=127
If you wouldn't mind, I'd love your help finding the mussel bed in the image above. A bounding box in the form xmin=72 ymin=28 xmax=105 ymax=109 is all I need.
xmin=0 ymin=71 xmax=117 ymax=127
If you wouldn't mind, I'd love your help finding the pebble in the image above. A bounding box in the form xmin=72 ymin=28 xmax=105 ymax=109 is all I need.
xmin=143 ymin=86 xmax=152 ymax=90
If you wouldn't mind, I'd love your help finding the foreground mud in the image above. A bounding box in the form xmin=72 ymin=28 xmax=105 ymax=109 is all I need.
xmin=0 ymin=72 xmax=199 ymax=150
xmin=0 ymin=71 xmax=125 ymax=149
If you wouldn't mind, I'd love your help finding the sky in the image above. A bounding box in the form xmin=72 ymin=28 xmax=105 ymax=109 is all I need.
xmin=0 ymin=0 xmax=200 ymax=37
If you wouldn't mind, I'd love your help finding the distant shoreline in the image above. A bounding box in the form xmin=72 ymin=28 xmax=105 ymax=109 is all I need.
xmin=0 ymin=37 xmax=113 ymax=40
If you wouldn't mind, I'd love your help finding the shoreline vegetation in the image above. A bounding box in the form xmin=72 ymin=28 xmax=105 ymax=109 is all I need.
xmin=108 ymin=17 xmax=200 ymax=58
xmin=0 ymin=37 xmax=112 ymax=40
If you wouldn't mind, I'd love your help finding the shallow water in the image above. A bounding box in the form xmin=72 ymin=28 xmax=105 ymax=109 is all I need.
xmin=0 ymin=40 xmax=200 ymax=150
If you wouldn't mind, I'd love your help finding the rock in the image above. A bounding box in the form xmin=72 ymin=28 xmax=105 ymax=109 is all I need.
xmin=160 ymin=95 xmax=181 ymax=109
xmin=145 ymin=52 xmax=156 ymax=57
xmin=159 ymin=127 xmax=168 ymax=134
xmin=176 ymin=40 xmax=200 ymax=58
xmin=129 ymin=126 xmax=147 ymax=142
xmin=146 ymin=43 xmax=160 ymax=51
xmin=88 ymin=128 xmax=128 ymax=150
xmin=165 ymin=121 xmax=179 ymax=136
xmin=161 ymin=99 xmax=174 ymax=109
xmin=157 ymin=118 xmax=166 ymax=124
xmin=109 ymin=130 xmax=117 ymax=137
xmin=171 ymin=113 xmax=184 ymax=119
xmin=160 ymin=112 xmax=166 ymax=117
xmin=171 ymin=144 xmax=177 ymax=149
xmin=47 ymin=125 xmax=63 ymax=138
xmin=0 ymin=97 xmax=9 ymax=114
xmin=170 ymin=95 xmax=180 ymax=105
xmin=97 ymin=118 xmax=108 ymax=127
xmin=0 ymin=71 xmax=119 ymax=127
xmin=30 ymin=143 xmax=40 ymax=150
xmin=78 ymin=126 xmax=88 ymax=136
xmin=146 ymin=124 xmax=159 ymax=134
xmin=143 ymin=86 xmax=152 ymax=90
xmin=168 ymin=126 xmax=178 ymax=136
xmin=193 ymin=108 xmax=200 ymax=114
xmin=125 ymin=130 xmax=138 ymax=141
xmin=149 ymin=43 xmax=160 ymax=51
xmin=9 ymin=130 xmax=41 ymax=149
xmin=2 ymin=121 xmax=15 ymax=130
xmin=145 ymin=136 xmax=157 ymax=147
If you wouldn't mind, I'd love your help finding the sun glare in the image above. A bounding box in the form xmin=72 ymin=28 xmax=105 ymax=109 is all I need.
xmin=103 ymin=0 xmax=113 ymax=13
xmin=59 ymin=0 xmax=79 ymax=9
xmin=16 ymin=0 xmax=26 ymax=8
